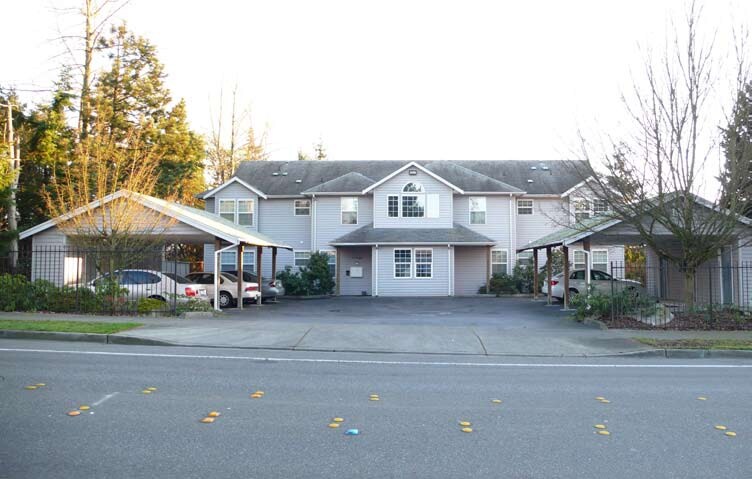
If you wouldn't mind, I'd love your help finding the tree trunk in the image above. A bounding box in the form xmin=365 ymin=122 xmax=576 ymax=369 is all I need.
xmin=683 ymin=269 xmax=696 ymax=309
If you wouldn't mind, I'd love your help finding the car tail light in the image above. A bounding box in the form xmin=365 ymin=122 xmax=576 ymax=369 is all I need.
xmin=549 ymin=280 xmax=559 ymax=286
xmin=185 ymin=287 xmax=197 ymax=297
xmin=245 ymin=285 xmax=259 ymax=292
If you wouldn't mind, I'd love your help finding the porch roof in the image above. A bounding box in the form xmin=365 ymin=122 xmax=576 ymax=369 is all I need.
xmin=330 ymin=223 xmax=496 ymax=246
xmin=517 ymin=216 xmax=621 ymax=252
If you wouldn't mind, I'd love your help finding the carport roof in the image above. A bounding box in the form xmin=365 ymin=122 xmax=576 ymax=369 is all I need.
xmin=330 ymin=223 xmax=496 ymax=246
xmin=19 ymin=190 xmax=293 ymax=249
xmin=517 ymin=216 xmax=621 ymax=252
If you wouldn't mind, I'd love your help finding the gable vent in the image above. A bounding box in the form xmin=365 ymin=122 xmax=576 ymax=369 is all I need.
xmin=295 ymin=179 xmax=302 ymax=183
xmin=527 ymin=179 xmax=534 ymax=183
xmin=272 ymin=172 xmax=279 ymax=176
xmin=282 ymin=172 xmax=288 ymax=176
xmin=541 ymin=165 xmax=550 ymax=171
xmin=530 ymin=166 xmax=537 ymax=170
xmin=408 ymin=168 xmax=418 ymax=176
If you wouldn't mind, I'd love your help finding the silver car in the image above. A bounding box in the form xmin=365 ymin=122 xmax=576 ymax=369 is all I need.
xmin=548 ymin=269 xmax=644 ymax=300
xmin=226 ymin=270 xmax=284 ymax=301
xmin=88 ymin=269 xmax=209 ymax=303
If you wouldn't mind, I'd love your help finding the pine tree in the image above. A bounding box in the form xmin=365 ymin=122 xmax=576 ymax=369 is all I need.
xmin=721 ymin=80 xmax=752 ymax=216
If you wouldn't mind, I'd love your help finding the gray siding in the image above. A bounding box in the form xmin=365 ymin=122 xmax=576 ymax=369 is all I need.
xmin=373 ymin=169 xmax=453 ymax=228
xmin=377 ymin=246 xmax=450 ymax=296
xmin=338 ymin=247 xmax=372 ymax=295
xmin=454 ymin=246 xmax=488 ymax=295
xmin=517 ymin=197 xmax=569 ymax=266
xmin=210 ymin=182 xmax=259 ymax=231
xmin=454 ymin=195 xmax=511 ymax=248
xmin=31 ymin=227 xmax=68 ymax=285
xmin=314 ymin=196 xmax=372 ymax=250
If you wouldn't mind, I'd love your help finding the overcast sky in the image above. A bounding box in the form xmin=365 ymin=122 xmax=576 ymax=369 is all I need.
xmin=3 ymin=1 xmax=750 ymax=196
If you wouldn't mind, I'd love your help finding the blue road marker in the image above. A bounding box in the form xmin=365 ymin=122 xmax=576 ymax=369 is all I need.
xmin=345 ymin=429 xmax=359 ymax=436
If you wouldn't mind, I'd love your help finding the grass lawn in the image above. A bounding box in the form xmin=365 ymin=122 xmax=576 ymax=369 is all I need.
xmin=634 ymin=337 xmax=752 ymax=350
xmin=0 ymin=319 xmax=142 ymax=334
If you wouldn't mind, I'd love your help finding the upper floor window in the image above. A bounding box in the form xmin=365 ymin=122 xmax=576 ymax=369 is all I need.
xmin=402 ymin=194 xmax=425 ymax=217
xmin=592 ymin=199 xmax=609 ymax=216
xmin=402 ymin=182 xmax=424 ymax=193
xmin=517 ymin=199 xmax=534 ymax=215
xmin=218 ymin=199 xmax=254 ymax=226
xmin=470 ymin=197 xmax=486 ymax=225
xmin=387 ymin=195 xmax=399 ymax=217
xmin=573 ymin=198 xmax=590 ymax=221
xmin=294 ymin=199 xmax=311 ymax=216
xmin=341 ymin=197 xmax=358 ymax=225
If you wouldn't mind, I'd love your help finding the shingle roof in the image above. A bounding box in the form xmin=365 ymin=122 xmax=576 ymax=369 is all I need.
xmin=198 ymin=160 xmax=588 ymax=197
xmin=330 ymin=223 xmax=496 ymax=245
xmin=517 ymin=216 xmax=621 ymax=251
xmin=302 ymin=172 xmax=375 ymax=193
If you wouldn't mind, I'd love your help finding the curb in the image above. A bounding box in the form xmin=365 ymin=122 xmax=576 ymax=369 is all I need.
xmin=0 ymin=329 xmax=174 ymax=347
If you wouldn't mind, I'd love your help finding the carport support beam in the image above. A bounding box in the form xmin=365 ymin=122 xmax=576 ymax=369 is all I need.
xmin=546 ymin=246 xmax=552 ymax=305
xmin=486 ymin=246 xmax=491 ymax=293
xmin=562 ymin=245 xmax=570 ymax=310
xmin=271 ymin=247 xmax=277 ymax=288
xmin=533 ymin=249 xmax=539 ymax=299
xmin=237 ymin=244 xmax=244 ymax=310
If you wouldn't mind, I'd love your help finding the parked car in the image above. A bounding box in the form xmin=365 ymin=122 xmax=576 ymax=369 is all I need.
xmin=548 ymin=269 xmax=645 ymax=300
xmin=225 ymin=270 xmax=284 ymax=301
xmin=185 ymin=272 xmax=261 ymax=308
xmin=88 ymin=269 xmax=209 ymax=303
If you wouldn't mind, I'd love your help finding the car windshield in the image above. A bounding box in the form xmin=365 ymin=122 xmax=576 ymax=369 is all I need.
xmin=162 ymin=272 xmax=191 ymax=284
xmin=222 ymin=273 xmax=238 ymax=282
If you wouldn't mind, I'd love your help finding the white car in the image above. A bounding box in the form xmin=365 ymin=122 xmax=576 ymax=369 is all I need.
xmin=88 ymin=269 xmax=209 ymax=303
xmin=548 ymin=269 xmax=645 ymax=300
xmin=185 ymin=272 xmax=261 ymax=308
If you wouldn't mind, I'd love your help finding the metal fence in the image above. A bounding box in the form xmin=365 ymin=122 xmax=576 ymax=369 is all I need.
xmin=609 ymin=261 xmax=752 ymax=327
xmin=0 ymin=246 xmax=203 ymax=315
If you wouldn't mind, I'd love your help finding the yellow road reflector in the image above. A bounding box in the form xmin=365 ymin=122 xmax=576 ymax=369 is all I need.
xmin=459 ymin=421 xmax=471 ymax=427
xmin=600 ymin=400 xmax=611 ymax=404
xmin=200 ymin=417 xmax=215 ymax=423
xmin=207 ymin=411 xmax=220 ymax=418
xmin=370 ymin=394 xmax=379 ymax=397
xmin=67 ymin=411 xmax=81 ymax=416
xmin=328 ymin=423 xmax=340 ymax=428
xmin=715 ymin=425 xmax=727 ymax=430
xmin=254 ymin=391 xmax=265 ymax=395
xmin=461 ymin=427 xmax=473 ymax=433
xmin=595 ymin=396 xmax=605 ymax=400
xmin=597 ymin=430 xmax=611 ymax=436
xmin=594 ymin=424 xmax=606 ymax=429
xmin=79 ymin=406 xmax=91 ymax=411
xmin=491 ymin=399 xmax=502 ymax=404
xmin=725 ymin=431 xmax=737 ymax=437
xmin=36 ymin=383 xmax=46 ymax=387
xmin=369 ymin=397 xmax=380 ymax=401
xmin=24 ymin=386 xmax=37 ymax=390
xmin=251 ymin=394 xmax=262 ymax=399
xmin=333 ymin=417 xmax=344 ymax=423
xmin=696 ymin=396 xmax=707 ymax=401
xmin=147 ymin=387 xmax=157 ymax=391
xmin=142 ymin=390 xmax=152 ymax=394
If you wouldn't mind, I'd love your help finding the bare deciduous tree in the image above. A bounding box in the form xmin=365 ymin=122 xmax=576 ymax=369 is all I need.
xmin=570 ymin=2 xmax=752 ymax=306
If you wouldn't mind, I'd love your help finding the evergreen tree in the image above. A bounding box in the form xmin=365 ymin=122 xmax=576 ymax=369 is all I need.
xmin=721 ymin=80 xmax=752 ymax=216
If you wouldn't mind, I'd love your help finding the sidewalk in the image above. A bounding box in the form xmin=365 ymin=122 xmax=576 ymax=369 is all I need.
xmin=3 ymin=312 xmax=752 ymax=357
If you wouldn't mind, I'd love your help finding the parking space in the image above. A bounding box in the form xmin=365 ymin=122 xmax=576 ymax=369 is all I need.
xmin=224 ymin=296 xmax=575 ymax=330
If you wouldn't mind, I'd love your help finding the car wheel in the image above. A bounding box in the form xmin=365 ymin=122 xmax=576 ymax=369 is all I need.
xmin=569 ymin=288 xmax=579 ymax=296
xmin=148 ymin=295 xmax=166 ymax=302
xmin=626 ymin=286 xmax=639 ymax=298
xmin=219 ymin=291 xmax=233 ymax=308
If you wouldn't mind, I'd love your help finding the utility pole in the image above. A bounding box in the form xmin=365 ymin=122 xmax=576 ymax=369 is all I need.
xmin=3 ymin=101 xmax=19 ymax=268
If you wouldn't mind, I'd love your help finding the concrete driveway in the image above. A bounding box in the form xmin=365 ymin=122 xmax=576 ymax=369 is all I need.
xmin=228 ymin=296 xmax=576 ymax=330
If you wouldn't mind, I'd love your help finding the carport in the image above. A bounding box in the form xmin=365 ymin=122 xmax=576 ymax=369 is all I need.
xmin=19 ymin=190 xmax=293 ymax=311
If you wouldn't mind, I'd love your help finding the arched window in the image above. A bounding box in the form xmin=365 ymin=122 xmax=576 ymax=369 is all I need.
xmin=402 ymin=182 xmax=424 ymax=193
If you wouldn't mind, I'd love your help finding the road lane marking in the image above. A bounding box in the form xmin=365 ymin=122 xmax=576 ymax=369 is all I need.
xmin=1 ymin=347 xmax=751 ymax=368
xmin=92 ymin=392 xmax=119 ymax=406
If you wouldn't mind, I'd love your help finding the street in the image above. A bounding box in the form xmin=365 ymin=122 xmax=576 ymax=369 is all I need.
xmin=1 ymin=340 xmax=750 ymax=478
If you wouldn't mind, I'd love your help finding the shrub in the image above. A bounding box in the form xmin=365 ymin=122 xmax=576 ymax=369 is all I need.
xmin=137 ymin=297 xmax=167 ymax=315
xmin=276 ymin=251 xmax=335 ymax=296
xmin=487 ymin=273 xmax=518 ymax=295
xmin=0 ymin=274 xmax=34 ymax=311
xmin=276 ymin=266 xmax=308 ymax=296
xmin=569 ymin=286 xmax=612 ymax=320
xmin=175 ymin=297 xmax=214 ymax=314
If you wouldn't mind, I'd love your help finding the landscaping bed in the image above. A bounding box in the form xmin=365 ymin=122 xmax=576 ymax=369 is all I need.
xmin=599 ymin=311 xmax=752 ymax=330
xmin=634 ymin=338 xmax=752 ymax=350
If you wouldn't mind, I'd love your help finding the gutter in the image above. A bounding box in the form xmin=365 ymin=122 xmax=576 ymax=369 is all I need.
xmin=213 ymin=243 xmax=238 ymax=311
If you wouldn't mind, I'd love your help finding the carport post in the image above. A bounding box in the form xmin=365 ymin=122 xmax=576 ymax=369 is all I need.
xmin=335 ymin=248 xmax=341 ymax=296
xmin=237 ymin=243 xmax=244 ymax=310
xmin=533 ymin=249 xmax=539 ymax=299
xmin=562 ymin=245 xmax=570 ymax=310
xmin=271 ymin=247 xmax=277 ymax=286
xmin=256 ymin=246 xmax=263 ymax=306
xmin=486 ymin=246 xmax=491 ymax=293
xmin=546 ymin=246 xmax=552 ymax=305
xmin=583 ymin=237 xmax=592 ymax=297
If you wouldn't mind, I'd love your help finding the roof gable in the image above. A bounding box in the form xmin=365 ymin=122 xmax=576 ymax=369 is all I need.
xmin=361 ymin=161 xmax=464 ymax=194
xmin=302 ymin=172 xmax=375 ymax=194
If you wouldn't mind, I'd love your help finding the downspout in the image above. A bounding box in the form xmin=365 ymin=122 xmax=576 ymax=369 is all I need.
xmin=213 ymin=243 xmax=238 ymax=311
xmin=508 ymin=193 xmax=514 ymax=274
xmin=311 ymin=194 xmax=317 ymax=251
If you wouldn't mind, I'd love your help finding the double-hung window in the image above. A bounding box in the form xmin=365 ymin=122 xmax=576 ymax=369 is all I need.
xmin=401 ymin=182 xmax=425 ymax=218
xmin=491 ymin=249 xmax=508 ymax=275
xmin=517 ymin=199 xmax=533 ymax=215
xmin=387 ymin=195 xmax=399 ymax=217
xmin=394 ymin=249 xmax=412 ymax=278
xmin=573 ymin=250 xmax=587 ymax=270
xmin=592 ymin=199 xmax=608 ymax=216
xmin=220 ymin=251 xmax=255 ymax=272
xmin=294 ymin=199 xmax=311 ymax=216
xmin=341 ymin=197 xmax=358 ymax=225
xmin=573 ymin=198 xmax=590 ymax=221
xmin=218 ymin=199 xmax=254 ymax=226
xmin=324 ymin=251 xmax=336 ymax=277
xmin=470 ymin=197 xmax=486 ymax=225
xmin=516 ymin=252 xmax=534 ymax=268
xmin=592 ymin=250 xmax=608 ymax=272
xmin=415 ymin=249 xmax=433 ymax=278
xmin=294 ymin=251 xmax=311 ymax=268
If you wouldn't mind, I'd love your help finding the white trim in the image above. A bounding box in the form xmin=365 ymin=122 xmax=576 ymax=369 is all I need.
xmin=218 ymin=198 xmax=255 ymax=227
xmin=560 ymin=176 xmax=596 ymax=198
xmin=387 ymin=194 xmax=400 ymax=218
xmin=373 ymin=245 xmax=379 ymax=296
xmin=293 ymin=199 xmax=311 ymax=216
xmin=591 ymin=249 xmax=609 ymax=271
xmin=490 ymin=248 xmax=509 ymax=276
xmin=393 ymin=248 xmax=413 ymax=279
xmin=293 ymin=250 xmax=311 ymax=269
xmin=361 ymin=161 xmax=465 ymax=194
xmin=331 ymin=241 xmax=495 ymax=246
xmin=469 ymin=196 xmax=487 ymax=225
xmin=447 ymin=245 xmax=453 ymax=296
xmin=516 ymin=198 xmax=534 ymax=215
xmin=414 ymin=248 xmax=433 ymax=279
xmin=200 ymin=177 xmax=267 ymax=200
xmin=340 ymin=197 xmax=359 ymax=225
